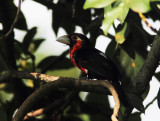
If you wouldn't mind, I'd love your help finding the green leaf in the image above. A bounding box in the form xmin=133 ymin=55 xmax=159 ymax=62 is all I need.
xmin=112 ymin=32 xmax=147 ymax=93
xmin=106 ymin=23 xmax=148 ymax=90
xmin=83 ymin=0 xmax=116 ymax=9
xmin=115 ymin=22 xmax=129 ymax=44
xmin=118 ymin=6 xmax=129 ymax=24
xmin=101 ymin=2 xmax=125 ymax=35
xmin=29 ymin=38 xmax=45 ymax=52
xmin=0 ymin=90 xmax=14 ymax=104
xmin=111 ymin=47 xmax=145 ymax=97
xmin=117 ymin=49 xmax=145 ymax=82
xmin=48 ymin=67 xmax=80 ymax=78
xmin=157 ymin=4 xmax=160 ymax=9
xmin=127 ymin=0 xmax=151 ymax=13
xmin=22 ymin=27 xmax=37 ymax=50
xmin=150 ymin=0 xmax=160 ymax=2
xmin=22 ymin=79 xmax=34 ymax=88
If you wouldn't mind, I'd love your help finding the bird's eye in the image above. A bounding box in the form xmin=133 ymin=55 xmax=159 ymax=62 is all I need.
xmin=71 ymin=35 xmax=77 ymax=40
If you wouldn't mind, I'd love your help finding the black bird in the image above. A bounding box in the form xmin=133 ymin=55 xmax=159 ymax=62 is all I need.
xmin=56 ymin=33 xmax=144 ymax=113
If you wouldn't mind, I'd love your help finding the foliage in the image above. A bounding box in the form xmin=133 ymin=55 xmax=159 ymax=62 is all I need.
xmin=0 ymin=0 xmax=160 ymax=121
xmin=84 ymin=0 xmax=155 ymax=35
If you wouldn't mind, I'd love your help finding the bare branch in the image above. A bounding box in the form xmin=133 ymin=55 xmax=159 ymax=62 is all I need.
xmin=1 ymin=71 xmax=120 ymax=121
xmin=24 ymin=108 xmax=44 ymax=120
xmin=24 ymin=91 xmax=76 ymax=120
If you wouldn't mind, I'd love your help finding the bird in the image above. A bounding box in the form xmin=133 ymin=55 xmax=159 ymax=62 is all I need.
xmin=56 ymin=33 xmax=144 ymax=113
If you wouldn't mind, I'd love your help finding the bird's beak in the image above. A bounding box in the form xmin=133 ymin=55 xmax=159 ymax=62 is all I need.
xmin=56 ymin=35 xmax=70 ymax=45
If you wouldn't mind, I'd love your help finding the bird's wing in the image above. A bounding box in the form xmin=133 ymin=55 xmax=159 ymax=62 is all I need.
xmin=76 ymin=48 xmax=119 ymax=81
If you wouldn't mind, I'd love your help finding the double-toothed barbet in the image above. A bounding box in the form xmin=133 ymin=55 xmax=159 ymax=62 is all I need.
xmin=56 ymin=33 xmax=144 ymax=113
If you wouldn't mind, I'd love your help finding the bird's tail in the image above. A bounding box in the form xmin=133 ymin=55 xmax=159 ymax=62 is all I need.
xmin=112 ymin=81 xmax=144 ymax=113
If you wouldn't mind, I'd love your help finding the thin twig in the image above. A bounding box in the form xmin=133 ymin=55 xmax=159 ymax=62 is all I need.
xmin=24 ymin=108 xmax=44 ymax=120
xmin=139 ymin=12 xmax=158 ymax=33
xmin=4 ymin=0 xmax=21 ymax=38
xmin=145 ymin=96 xmax=157 ymax=110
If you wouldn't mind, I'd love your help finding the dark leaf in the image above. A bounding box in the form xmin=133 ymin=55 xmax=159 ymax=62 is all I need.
xmin=115 ymin=46 xmax=145 ymax=84
xmin=33 ymin=0 xmax=54 ymax=9
xmin=73 ymin=0 xmax=91 ymax=34
xmin=22 ymin=27 xmax=37 ymax=50
xmin=110 ymin=22 xmax=148 ymax=85
xmin=0 ymin=0 xmax=27 ymax=30
xmin=64 ymin=115 xmax=84 ymax=121
xmin=105 ymin=37 xmax=117 ymax=58
xmin=119 ymin=22 xmax=148 ymax=59
xmin=16 ymin=11 xmax=28 ymax=30
xmin=0 ymin=105 xmax=7 ymax=121
xmin=29 ymin=38 xmax=45 ymax=52
xmin=125 ymin=92 xmax=145 ymax=113
xmin=84 ymin=93 xmax=112 ymax=120
xmin=157 ymin=88 xmax=160 ymax=109
xmin=128 ymin=112 xmax=141 ymax=121
xmin=14 ymin=40 xmax=23 ymax=59
xmin=106 ymin=22 xmax=149 ymax=104
xmin=52 ymin=0 xmax=91 ymax=35
xmin=37 ymin=56 xmax=74 ymax=72
xmin=65 ymin=94 xmax=111 ymax=121
xmin=14 ymin=40 xmax=35 ymax=68
xmin=144 ymin=2 xmax=160 ymax=21
xmin=85 ymin=93 xmax=109 ymax=106
xmin=52 ymin=1 xmax=75 ymax=35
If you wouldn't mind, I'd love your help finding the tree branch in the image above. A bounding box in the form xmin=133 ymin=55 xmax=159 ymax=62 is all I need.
xmin=133 ymin=30 xmax=160 ymax=93
xmin=1 ymin=71 xmax=120 ymax=121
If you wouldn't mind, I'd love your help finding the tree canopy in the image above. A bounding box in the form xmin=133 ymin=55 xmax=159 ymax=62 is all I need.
xmin=0 ymin=0 xmax=160 ymax=121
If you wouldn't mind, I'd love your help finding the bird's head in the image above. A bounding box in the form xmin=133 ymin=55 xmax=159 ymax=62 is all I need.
xmin=56 ymin=33 xmax=91 ymax=48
